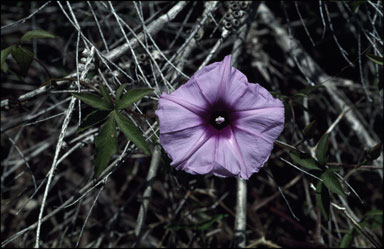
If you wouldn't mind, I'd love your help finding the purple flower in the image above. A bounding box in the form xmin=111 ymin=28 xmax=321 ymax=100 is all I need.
xmin=155 ymin=55 xmax=284 ymax=179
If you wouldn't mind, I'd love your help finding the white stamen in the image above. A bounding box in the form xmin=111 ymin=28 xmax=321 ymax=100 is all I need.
xmin=215 ymin=116 xmax=225 ymax=124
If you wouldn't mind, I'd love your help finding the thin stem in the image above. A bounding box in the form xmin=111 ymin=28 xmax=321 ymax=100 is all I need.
xmin=134 ymin=145 xmax=161 ymax=245
xmin=234 ymin=178 xmax=247 ymax=248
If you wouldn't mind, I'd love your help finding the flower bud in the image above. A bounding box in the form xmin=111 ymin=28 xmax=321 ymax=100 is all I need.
xmin=367 ymin=143 xmax=382 ymax=160
xmin=233 ymin=10 xmax=244 ymax=19
xmin=224 ymin=11 xmax=233 ymax=20
xmin=137 ymin=53 xmax=147 ymax=62
xmin=194 ymin=28 xmax=204 ymax=40
xmin=240 ymin=1 xmax=250 ymax=10
xmin=231 ymin=19 xmax=240 ymax=28
xmin=229 ymin=2 xmax=240 ymax=11
xmin=93 ymin=75 xmax=101 ymax=83
xmin=81 ymin=48 xmax=90 ymax=56
xmin=223 ymin=19 xmax=232 ymax=30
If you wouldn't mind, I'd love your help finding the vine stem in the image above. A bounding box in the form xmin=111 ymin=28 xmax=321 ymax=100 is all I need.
xmin=34 ymin=47 xmax=95 ymax=248
xmin=234 ymin=178 xmax=247 ymax=248
xmin=230 ymin=6 xmax=255 ymax=246
xmin=134 ymin=144 xmax=161 ymax=245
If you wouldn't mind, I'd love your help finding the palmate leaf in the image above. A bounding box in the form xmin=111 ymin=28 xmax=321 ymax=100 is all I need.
xmin=116 ymin=83 xmax=128 ymax=101
xmin=321 ymin=168 xmax=346 ymax=197
xmin=77 ymin=110 xmax=110 ymax=133
xmin=99 ymin=83 xmax=113 ymax=107
xmin=364 ymin=209 xmax=383 ymax=218
xmin=340 ymin=209 xmax=382 ymax=248
xmin=302 ymin=120 xmax=317 ymax=140
xmin=11 ymin=46 xmax=34 ymax=76
xmin=165 ymin=214 xmax=226 ymax=231
xmin=367 ymin=143 xmax=382 ymax=160
xmin=294 ymin=85 xmax=325 ymax=98
xmin=1 ymin=45 xmax=15 ymax=72
xmin=351 ymin=0 xmax=367 ymax=13
xmin=366 ymin=54 xmax=383 ymax=66
xmin=315 ymin=181 xmax=330 ymax=221
xmin=289 ymin=152 xmax=322 ymax=171
xmin=113 ymin=111 xmax=151 ymax=155
xmin=93 ymin=114 xmax=117 ymax=178
xmin=20 ymin=30 xmax=56 ymax=43
xmin=358 ymin=209 xmax=383 ymax=231
xmin=196 ymin=214 xmax=227 ymax=231
xmin=115 ymin=88 xmax=153 ymax=110
xmin=316 ymin=133 xmax=329 ymax=166
xmin=340 ymin=227 xmax=357 ymax=248
xmin=72 ymin=92 xmax=113 ymax=110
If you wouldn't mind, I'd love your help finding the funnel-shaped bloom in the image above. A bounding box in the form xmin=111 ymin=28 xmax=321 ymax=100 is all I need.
xmin=156 ymin=55 xmax=284 ymax=179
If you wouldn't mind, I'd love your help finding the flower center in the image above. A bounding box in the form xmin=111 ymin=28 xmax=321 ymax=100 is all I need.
xmin=210 ymin=111 xmax=229 ymax=130
xmin=215 ymin=116 xmax=225 ymax=124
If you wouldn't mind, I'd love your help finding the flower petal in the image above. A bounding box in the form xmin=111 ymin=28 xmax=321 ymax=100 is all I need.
xmin=232 ymin=107 xmax=285 ymax=136
xmin=192 ymin=55 xmax=262 ymax=111
xmin=160 ymin=125 xmax=212 ymax=167
xmin=192 ymin=55 xmax=234 ymax=106
xmin=230 ymin=82 xmax=285 ymax=140
xmin=175 ymin=131 xmax=238 ymax=178
xmin=229 ymin=82 xmax=284 ymax=112
xmin=156 ymin=94 xmax=207 ymax=133
xmin=230 ymin=108 xmax=285 ymax=179
xmin=176 ymin=126 xmax=254 ymax=179
xmin=156 ymin=54 xmax=286 ymax=180
xmin=170 ymin=77 xmax=211 ymax=109
xmin=231 ymin=128 xmax=278 ymax=178
xmin=214 ymin=127 xmax=248 ymax=178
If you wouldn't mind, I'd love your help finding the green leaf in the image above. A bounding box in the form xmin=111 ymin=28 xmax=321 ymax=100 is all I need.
xmin=270 ymin=91 xmax=289 ymax=101
xmin=197 ymin=214 xmax=226 ymax=231
xmin=72 ymin=92 xmax=112 ymax=110
xmin=116 ymin=83 xmax=128 ymax=101
xmin=364 ymin=209 xmax=383 ymax=218
xmin=321 ymin=169 xmax=346 ymax=197
xmin=375 ymin=77 xmax=383 ymax=91
xmin=113 ymin=111 xmax=151 ymax=155
xmin=363 ymin=209 xmax=383 ymax=229
xmin=115 ymin=88 xmax=153 ymax=110
xmin=340 ymin=227 xmax=357 ymax=248
xmin=164 ymin=223 xmax=192 ymax=231
xmin=302 ymin=120 xmax=317 ymax=140
xmin=316 ymin=133 xmax=329 ymax=166
xmin=20 ymin=30 xmax=56 ymax=43
xmin=294 ymin=85 xmax=325 ymax=98
xmin=315 ymin=181 xmax=330 ymax=221
xmin=86 ymin=70 xmax=97 ymax=80
xmin=164 ymin=214 xmax=227 ymax=231
xmin=11 ymin=46 xmax=34 ymax=76
xmin=289 ymin=152 xmax=322 ymax=171
xmin=366 ymin=54 xmax=383 ymax=66
xmin=93 ymin=115 xmax=117 ymax=178
xmin=99 ymin=83 xmax=113 ymax=107
xmin=77 ymin=110 xmax=110 ymax=133
xmin=1 ymin=46 xmax=15 ymax=72
xmin=367 ymin=143 xmax=382 ymax=160
xmin=153 ymin=102 xmax=158 ymax=113
xmin=351 ymin=0 xmax=367 ymax=13
xmin=327 ymin=166 xmax=341 ymax=173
